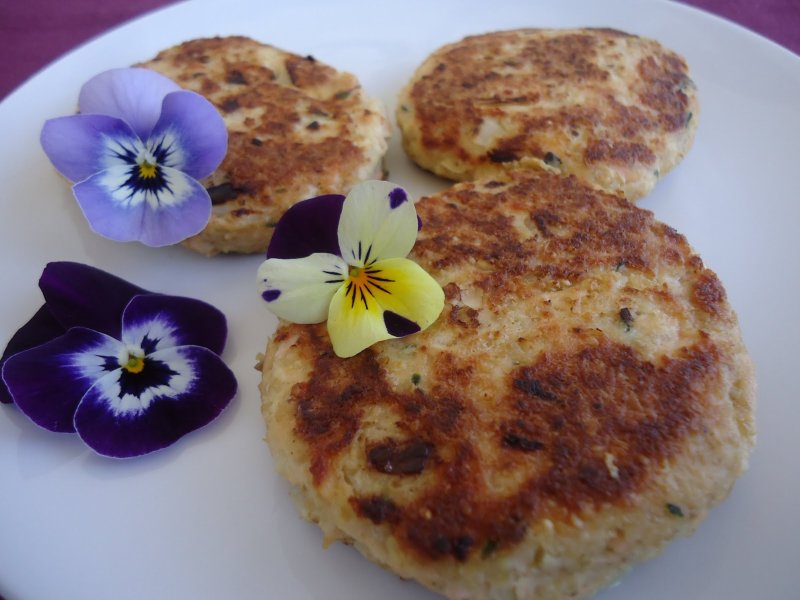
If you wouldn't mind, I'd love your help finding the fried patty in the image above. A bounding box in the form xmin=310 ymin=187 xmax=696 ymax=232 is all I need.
xmin=258 ymin=171 xmax=754 ymax=599
xmin=396 ymin=28 xmax=698 ymax=200
xmin=140 ymin=36 xmax=391 ymax=255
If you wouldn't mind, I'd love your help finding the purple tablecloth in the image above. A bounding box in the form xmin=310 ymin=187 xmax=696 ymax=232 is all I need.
xmin=0 ymin=0 xmax=798 ymax=101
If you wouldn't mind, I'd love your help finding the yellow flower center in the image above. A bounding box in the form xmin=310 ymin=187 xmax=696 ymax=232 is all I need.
xmin=348 ymin=266 xmax=368 ymax=284
xmin=123 ymin=354 xmax=145 ymax=374
xmin=344 ymin=265 xmax=396 ymax=312
xmin=138 ymin=161 xmax=158 ymax=179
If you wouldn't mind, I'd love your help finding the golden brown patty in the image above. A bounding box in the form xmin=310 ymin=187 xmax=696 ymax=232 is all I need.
xmin=396 ymin=28 xmax=698 ymax=200
xmin=259 ymin=171 xmax=754 ymax=599
xmin=140 ymin=36 xmax=391 ymax=255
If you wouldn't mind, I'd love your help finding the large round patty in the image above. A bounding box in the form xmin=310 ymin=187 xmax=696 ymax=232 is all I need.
xmin=141 ymin=36 xmax=391 ymax=255
xmin=396 ymin=28 xmax=698 ymax=201
xmin=258 ymin=171 xmax=754 ymax=599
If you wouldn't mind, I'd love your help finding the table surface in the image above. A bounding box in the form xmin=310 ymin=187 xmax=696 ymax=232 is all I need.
xmin=0 ymin=0 xmax=798 ymax=101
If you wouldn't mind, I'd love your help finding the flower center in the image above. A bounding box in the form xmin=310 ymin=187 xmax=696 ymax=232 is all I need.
xmin=138 ymin=160 xmax=158 ymax=179
xmin=119 ymin=346 xmax=146 ymax=374
xmin=344 ymin=265 xmax=395 ymax=311
xmin=348 ymin=265 xmax=367 ymax=284
xmin=124 ymin=355 xmax=145 ymax=374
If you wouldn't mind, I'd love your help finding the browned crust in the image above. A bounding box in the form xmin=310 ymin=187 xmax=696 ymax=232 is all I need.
xmin=412 ymin=174 xmax=700 ymax=294
xmin=271 ymin=172 xmax=748 ymax=565
xmin=397 ymin=28 xmax=698 ymax=199
xmin=140 ymin=36 xmax=388 ymax=254
xmin=286 ymin=324 xmax=723 ymax=563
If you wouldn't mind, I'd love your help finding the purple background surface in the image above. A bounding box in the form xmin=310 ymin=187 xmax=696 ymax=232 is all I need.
xmin=0 ymin=0 xmax=798 ymax=101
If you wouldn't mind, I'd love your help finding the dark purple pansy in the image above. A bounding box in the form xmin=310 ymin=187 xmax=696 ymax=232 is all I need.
xmin=1 ymin=262 xmax=236 ymax=458
xmin=40 ymin=260 xmax=148 ymax=336
xmin=266 ymin=194 xmax=345 ymax=259
xmin=0 ymin=262 xmax=148 ymax=404
xmin=0 ymin=306 xmax=63 ymax=404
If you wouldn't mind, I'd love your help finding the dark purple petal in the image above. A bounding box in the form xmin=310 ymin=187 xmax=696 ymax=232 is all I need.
xmin=39 ymin=261 xmax=149 ymax=338
xmin=40 ymin=114 xmax=139 ymax=183
xmin=383 ymin=311 xmax=421 ymax=337
xmin=0 ymin=305 xmax=65 ymax=404
xmin=389 ymin=187 xmax=408 ymax=208
xmin=2 ymin=328 xmax=120 ymax=433
xmin=150 ymin=90 xmax=228 ymax=180
xmin=121 ymin=294 xmax=227 ymax=355
xmin=74 ymin=346 xmax=237 ymax=458
xmin=262 ymin=289 xmax=281 ymax=302
xmin=78 ymin=68 xmax=180 ymax=140
xmin=267 ymin=194 xmax=345 ymax=259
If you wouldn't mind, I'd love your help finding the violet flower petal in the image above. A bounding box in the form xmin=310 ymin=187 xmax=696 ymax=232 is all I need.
xmin=72 ymin=167 xmax=147 ymax=242
xmin=137 ymin=167 xmax=212 ymax=246
xmin=39 ymin=261 xmax=149 ymax=338
xmin=267 ymin=194 xmax=345 ymax=259
xmin=78 ymin=68 xmax=180 ymax=140
xmin=72 ymin=165 xmax=210 ymax=246
xmin=2 ymin=328 xmax=119 ymax=432
xmin=121 ymin=294 xmax=227 ymax=355
xmin=150 ymin=90 xmax=228 ymax=180
xmin=40 ymin=114 xmax=139 ymax=183
xmin=74 ymin=346 xmax=237 ymax=458
xmin=0 ymin=305 xmax=64 ymax=404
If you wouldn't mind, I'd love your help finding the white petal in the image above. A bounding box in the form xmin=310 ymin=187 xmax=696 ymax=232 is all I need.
xmin=71 ymin=334 xmax=124 ymax=379
xmin=257 ymin=253 xmax=347 ymax=323
xmin=90 ymin=346 xmax=193 ymax=416
xmin=93 ymin=164 xmax=195 ymax=210
xmin=100 ymin=133 xmax=145 ymax=172
xmin=338 ymin=181 xmax=419 ymax=266
xmin=146 ymin=127 xmax=186 ymax=171
xmin=121 ymin=314 xmax=180 ymax=353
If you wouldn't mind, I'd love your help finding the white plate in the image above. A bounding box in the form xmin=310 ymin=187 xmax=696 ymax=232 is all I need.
xmin=1 ymin=1 xmax=798 ymax=598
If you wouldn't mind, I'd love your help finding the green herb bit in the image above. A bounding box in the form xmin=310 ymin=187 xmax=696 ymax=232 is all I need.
xmin=543 ymin=151 xmax=562 ymax=168
xmin=411 ymin=373 xmax=421 ymax=386
xmin=482 ymin=540 xmax=498 ymax=558
xmin=619 ymin=307 xmax=634 ymax=332
xmin=666 ymin=503 xmax=684 ymax=517
xmin=685 ymin=111 xmax=693 ymax=126
xmin=678 ymin=76 xmax=695 ymax=91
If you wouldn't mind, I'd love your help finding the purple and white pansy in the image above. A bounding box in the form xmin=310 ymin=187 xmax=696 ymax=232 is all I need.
xmin=40 ymin=68 xmax=227 ymax=246
xmin=1 ymin=262 xmax=236 ymax=458
xmin=258 ymin=180 xmax=445 ymax=358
